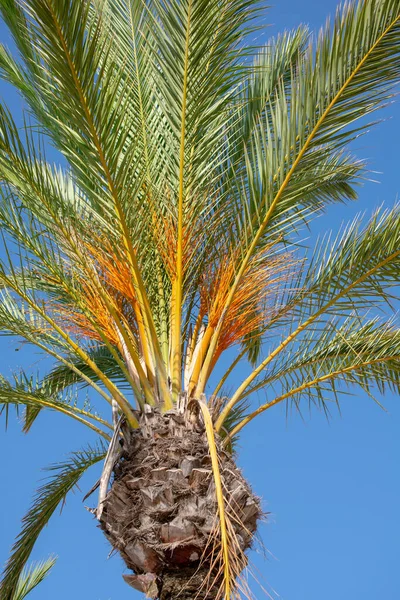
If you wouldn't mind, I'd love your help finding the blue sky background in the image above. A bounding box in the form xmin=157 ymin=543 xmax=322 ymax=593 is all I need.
xmin=0 ymin=1 xmax=399 ymax=599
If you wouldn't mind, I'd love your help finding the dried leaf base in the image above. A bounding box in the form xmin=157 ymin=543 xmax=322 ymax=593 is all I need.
xmin=100 ymin=408 xmax=261 ymax=599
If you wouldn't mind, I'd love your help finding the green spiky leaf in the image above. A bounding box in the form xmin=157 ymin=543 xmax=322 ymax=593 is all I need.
xmin=0 ymin=446 xmax=105 ymax=600
xmin=12 ymin=558 xmax=56 ymax=600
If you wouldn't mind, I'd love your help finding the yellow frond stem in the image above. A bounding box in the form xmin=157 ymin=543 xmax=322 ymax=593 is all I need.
xmin=188 ymin=326 xmax=214 ymax=396
xmin=224 ymin=356 xmax=399 ymax=444
xmin=169 ymin=277 xmax=178 ymax=387
xmin=186 ymin=310 xmax=204 ymax=369
xmin=22 ymin=397 xmax=112 ymax=440
xmin=211 ymin=349 xmax=247 ymax=399
xmin=156 ymin=258 xmax=169 ymax=368
xmin=198 ymin=399 xmax=232 ymax=600
xmin=132 ymin=302 xmax=155 ymax=383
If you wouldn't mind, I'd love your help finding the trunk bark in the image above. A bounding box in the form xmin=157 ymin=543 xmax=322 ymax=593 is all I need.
xmin=99 ymin=405 xmax=261 ymax=599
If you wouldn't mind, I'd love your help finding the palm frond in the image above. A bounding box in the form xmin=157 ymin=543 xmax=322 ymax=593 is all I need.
xmin=0 ymin=445 xmax=105 ymax=600
xmin=209 ymin=395 xmax=250 ymax=452
xmin=12 ymin=558 xmax=56 ymax=600
xmin=44 ymin=344 xmax=131 ymax=391
xmin=225 ymin=317 xmax=400 ymax=442
xmin=195 ymin=0 xmax=400 ymax=396
xmin=244 ymin=0 xmax=400 ymax=239
xmin=0 ymin=371 xmax=112 ymax=437
xmin=216 ymin=204 xmax=400 ymax=429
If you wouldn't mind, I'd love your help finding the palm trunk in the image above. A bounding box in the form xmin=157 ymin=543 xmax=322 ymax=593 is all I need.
xmin=99 ymin=406 xmax=260 ymax=599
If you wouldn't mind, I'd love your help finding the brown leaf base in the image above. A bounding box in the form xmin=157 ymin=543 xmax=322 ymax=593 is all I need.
xmin=99 ymin=407 xmax=261 ymax=598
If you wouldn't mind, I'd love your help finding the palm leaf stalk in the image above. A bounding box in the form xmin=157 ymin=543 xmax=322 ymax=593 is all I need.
xmin=0 ymin=0 xmax=399 ymax=598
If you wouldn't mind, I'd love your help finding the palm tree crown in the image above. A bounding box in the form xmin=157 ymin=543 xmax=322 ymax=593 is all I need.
xmin=0 ymin=0 xmax=399 ymax=598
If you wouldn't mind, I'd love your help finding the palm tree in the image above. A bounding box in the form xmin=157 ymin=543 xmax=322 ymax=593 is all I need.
xmin=0 ymin=0 xmax=399 ymax=597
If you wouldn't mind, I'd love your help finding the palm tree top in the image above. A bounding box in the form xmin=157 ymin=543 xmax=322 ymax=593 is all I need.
xmin=0 ymin=0 xmax=399 ymax=598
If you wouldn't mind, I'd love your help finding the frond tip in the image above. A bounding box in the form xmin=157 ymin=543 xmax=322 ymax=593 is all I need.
xmin=12 ymin=558 xmax=56 ymax=600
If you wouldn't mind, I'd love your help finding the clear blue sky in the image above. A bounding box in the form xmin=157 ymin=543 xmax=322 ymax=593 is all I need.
xmin=0 ymin=1 xmax=399 ymax=599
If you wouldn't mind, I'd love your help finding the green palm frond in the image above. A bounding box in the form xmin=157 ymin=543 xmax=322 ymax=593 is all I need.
xmin=246 ymin=316 xmax=400 ymax=398
xmin=0 ymin=445 xmax=105 ymax=600
xmin=44 ymin=344 xmax=131 ymax=392
xmin=210 ymin=395 xmax=250 ymax=452
xmin=226 ymin=317 xmax=400 ymax=441
xmin=200 ymin=1 xmax=400 ymax=396
xmin=296 ymin=206 xmax=400 ymax=314
xmin=216 ymin=205 xmax=400 ymax=429
xmin=234 ymin=27 xmax=310 ymax=153
xmin=0 ymin=371 xmax=112 ymax=437
xmin=0 ymin=106 xmax=111 ymax=264
xmin=12 ymin=558 xmax=56 ymax=600
xmin=245 ymin=0 xmax=400 ymax=239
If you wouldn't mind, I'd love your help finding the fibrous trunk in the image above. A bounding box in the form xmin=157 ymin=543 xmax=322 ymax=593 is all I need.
xmin=99 ymin=406 xmax=261 ymax=599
